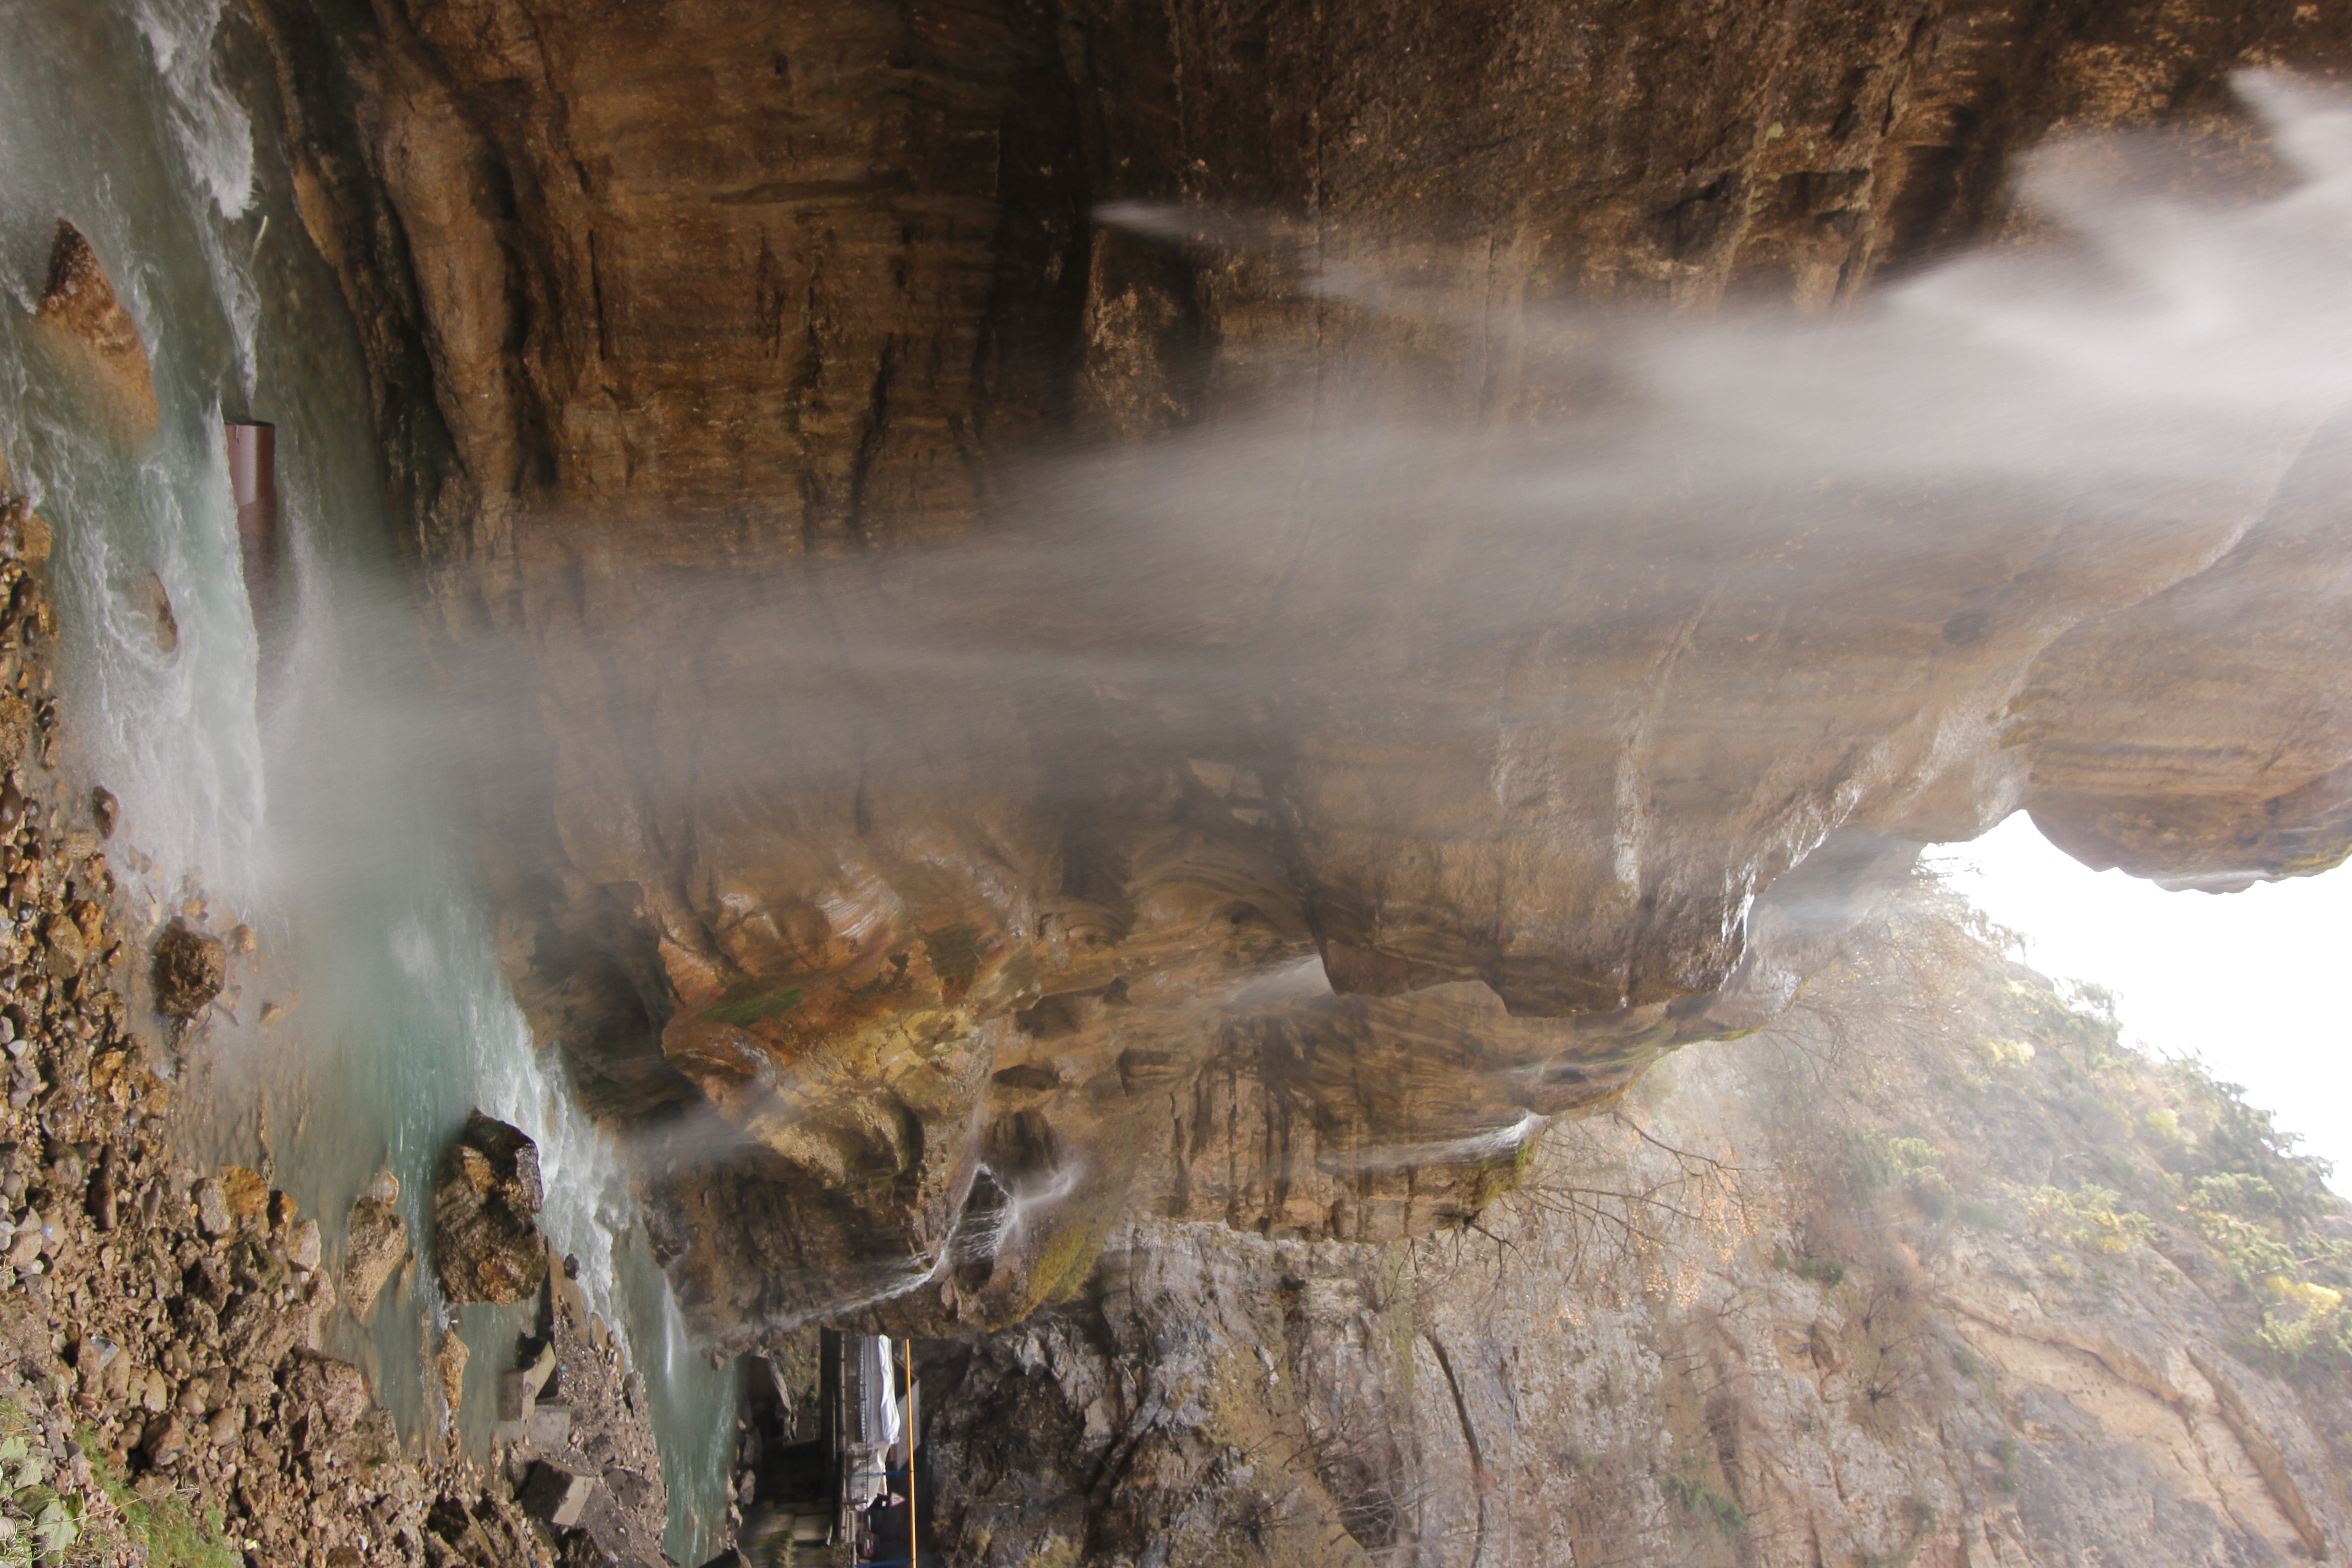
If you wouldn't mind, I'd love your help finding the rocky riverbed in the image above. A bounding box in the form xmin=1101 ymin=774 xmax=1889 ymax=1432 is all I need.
xmin=0 ymin=462 xmax=695 ymax=1565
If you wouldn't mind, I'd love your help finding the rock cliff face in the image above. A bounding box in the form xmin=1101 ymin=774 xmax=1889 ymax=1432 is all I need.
xmin=246 ymin=0 xmax=2352 ymax=1341
xmin=920 ymin=891 xmax=2352 ymax=1566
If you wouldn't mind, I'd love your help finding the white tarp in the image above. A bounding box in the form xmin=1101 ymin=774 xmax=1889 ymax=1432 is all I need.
xmin=859 ymin=1335 xmax=903 ymax=1448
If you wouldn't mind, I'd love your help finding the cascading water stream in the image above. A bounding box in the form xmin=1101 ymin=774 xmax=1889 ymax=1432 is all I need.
xmin=0 ymin=4 xmax=736 ymax=1557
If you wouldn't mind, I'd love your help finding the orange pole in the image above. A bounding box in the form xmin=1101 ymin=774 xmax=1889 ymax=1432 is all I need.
xmin=903 ymin=1338 xmax=917 ymax=1568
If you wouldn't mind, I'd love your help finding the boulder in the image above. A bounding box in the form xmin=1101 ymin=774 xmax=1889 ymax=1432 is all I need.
xmin=205 ymin=1406 xmax=243 ymax=1447
xmin=30 ymin=220 xmax=158 ymax=447
xmin=294 ymin=1272 xmax=337 ymax=1351
xmin=431 ymin=1111 xmax=547 ymax=1305
xmin=497 ymin=1371 xmax=534 ymax=1422
xmin=191 ymin=1180 xmax=233 ymax=1239
xmin=220 ymin=1294 xmax=300 ymax=1373
xmin=342 ymin=1167 xmax=409 ymax=1318
xmin=41 ymin=911 xmax=85 ymax=972
xmin=0 ymin=499 xmax=49 ymax=565
xmin=521 ymin=1337 xmax=556 ymax=1397
xmin=604 ymin=1467 xmax=658 ymax=1514
xmin=523 ymin=1400 xmax=571 ymax=1450
xmin=84 ymin=1147 xmax=116 ymax=1233
xmin=0 ymin=701 xmax=29 ymax=779
xmin=578 ymin=1480 xmax=670 ymax=1568
xmin=283 ymin=1350 xmax=369 ymax=1431
xmin=217 ymin=1166 xmax=269 ymax=1227
xmin=520 ymin=1460 xmax=595 ymax=1529
xmin=138 ymin=1411 xmax=186 ymax=1469
xmin=286 ymin=1216 xmax=321 ymax=1273
xmin=435 ymin=1332 xmax=468 ymax=1415
xmin=135 ymin=572 xmax=177 ymax=654
xmin=150 ymin=922 xmax=225 ymax=1019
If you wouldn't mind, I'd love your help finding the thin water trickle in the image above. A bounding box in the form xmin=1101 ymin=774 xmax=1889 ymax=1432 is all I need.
xmin=951 ymin=1163 xmax=1084 ymax=1272
xmin=1320 ymin=1112 xmax=1548 ymax=1175
xmin=0 ymin=4 xmax=736 ymax=1558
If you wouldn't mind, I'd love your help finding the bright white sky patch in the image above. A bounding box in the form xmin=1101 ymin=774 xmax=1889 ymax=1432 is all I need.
xmin=1931 ymin=813 xmax=2352 ymax=1186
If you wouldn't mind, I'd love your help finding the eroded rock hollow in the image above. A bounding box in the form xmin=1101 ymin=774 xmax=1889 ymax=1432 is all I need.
xmin=246 ymin=0 xmax=2352 ymax=1343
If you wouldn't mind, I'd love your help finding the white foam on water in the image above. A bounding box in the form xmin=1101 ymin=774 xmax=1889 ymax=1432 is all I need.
xmin=132 ymin=0 xmax=262 ymax=399
xmin=131 ymin=0 xmax=253 ymax=222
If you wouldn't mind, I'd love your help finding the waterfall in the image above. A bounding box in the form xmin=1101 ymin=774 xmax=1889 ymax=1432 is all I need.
xmin=0 ymin=3 xmax=736 ymax=1557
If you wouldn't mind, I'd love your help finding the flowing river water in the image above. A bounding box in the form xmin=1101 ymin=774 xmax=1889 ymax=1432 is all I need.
xmin=0 ymin=2 xmax=738 ymax=1557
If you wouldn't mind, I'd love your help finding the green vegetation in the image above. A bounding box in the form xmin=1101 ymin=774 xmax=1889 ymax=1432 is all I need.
xmin=1377 ymin=1247 xmax=1418 ymax=1402
xmin=1971 ymin=966 xmax=2352 ymax=1374
xmin=0 ymin=1404 xmax=241 ymax=1567
xmin=703 ymin=983 xmax=805 ymax=1026
xmin=1662 ymin=1452 xmax=1747 ymax=1543
xmin=0 ymin=1430 xmax=83 ymax=1564
xmin=100 ymin=1484 xmax=243 ymax=1568
xmin=1965 ymin=1033 xmax=2036 ymax=1086
xmin=1877 ymin=932 xmax=2352 ymax=1363
xmin=2161 ymin=1081 xmax=2352 ymax=1375
xmin=1798 ymin=882 xmax=2352 ymax=1398
xmin=1020 ymin=1143 xmax=1148 ymax=1312
xmin=1784 ymin=1251 xmax=1847 ymax=1289
xmin=2015 ymin=1183 xmax=2155 ymax=1257
xmin=1954 ymin=1199 xmax=2006 ymax=1231
xmin=1830 ymin=1128 xmax=1955 ymax=1220
xmin=1987 ymin=1437 xmax=2021 ymax=1496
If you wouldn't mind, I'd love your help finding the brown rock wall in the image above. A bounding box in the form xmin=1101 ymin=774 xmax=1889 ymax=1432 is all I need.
xmin=919 ymin=895 xmax=2352 ymax=1568
xmin=2024 ymin=410 xmax=2352 ymax=888
xmin=248 ymin=0 xmax=2352 ymax=1344
xmin=330 ymin=0 xmax=1084 ymax=558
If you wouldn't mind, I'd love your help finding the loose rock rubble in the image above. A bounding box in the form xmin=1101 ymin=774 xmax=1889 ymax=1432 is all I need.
xmin=0 ymin=469 xmax=698 ymax=1564
xmin=502 ymin=1250 xmax=676 ymax=1568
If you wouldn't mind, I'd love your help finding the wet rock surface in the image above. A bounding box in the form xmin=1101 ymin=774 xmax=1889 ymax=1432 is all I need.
xmin=434 ymin=1111 xmax=549 ymax=1306
xmin=342 ymin=1164 xmax=411 ymax=1320
xmin=28 ymin=220 xmax=158 ymax=449
xmin=148 ymin=921 xmax=224 ymax=1021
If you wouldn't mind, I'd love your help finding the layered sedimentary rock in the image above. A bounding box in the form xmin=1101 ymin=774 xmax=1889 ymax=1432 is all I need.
xmin=920 ymin=896 xmax=2352 ymax=1567
xmin=248 ymin=0 xmax=2352 ymax=1341
xmin=2024 ymin=409 xmax=2352 ymax=890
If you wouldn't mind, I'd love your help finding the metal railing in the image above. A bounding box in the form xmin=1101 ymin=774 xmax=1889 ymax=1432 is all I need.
xmin=832 ymin=1336 xmax=920 ymax=1566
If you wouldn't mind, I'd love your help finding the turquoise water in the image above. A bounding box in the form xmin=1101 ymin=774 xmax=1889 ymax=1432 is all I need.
xmin=0 ymin=2 xmax=737 ymax=1558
